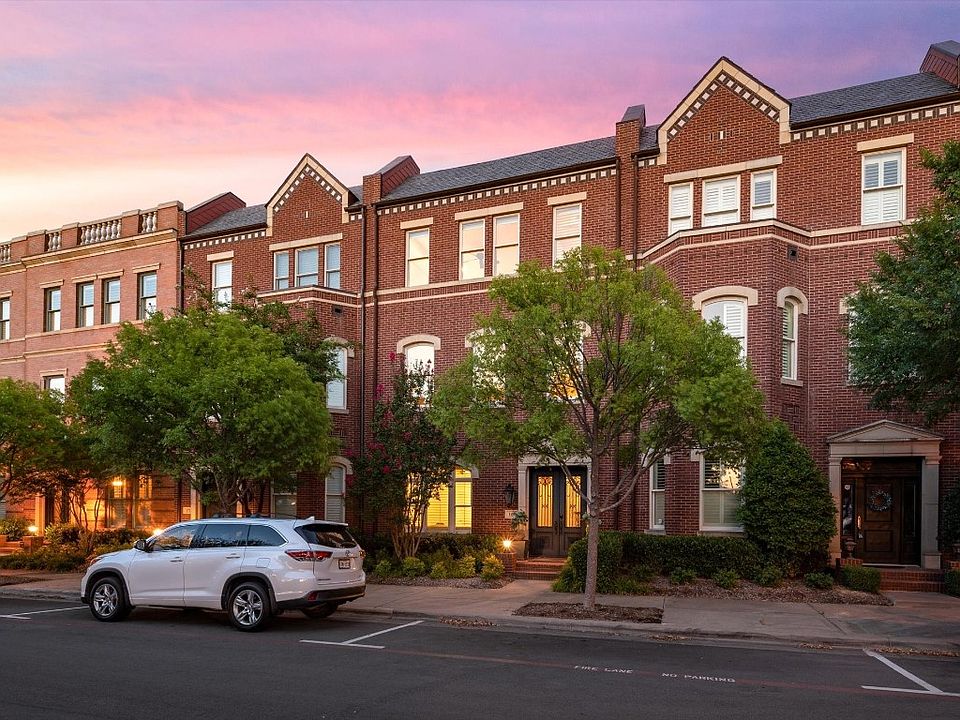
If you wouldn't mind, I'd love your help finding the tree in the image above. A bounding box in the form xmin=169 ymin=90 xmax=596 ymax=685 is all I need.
xmin=0 ymin=378 xmax=67 ymax=506
xmin=70 ymin=307 xmax=337 ymax=516
xmin=432 ymin=246 xmax=765 ymax=608
xmin=738 ymin=421 xmax=836 ymax=575
xmin=847 ymin=141 xmax=960 ymax=423
xmin=350 ymin=357 xmax=457 ymax=559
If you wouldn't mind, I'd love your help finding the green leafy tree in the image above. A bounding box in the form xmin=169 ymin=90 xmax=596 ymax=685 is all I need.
xmin=738 ymin=421 xmax=836 ymax=575
xmin=432 ymin=246 xmax=765 ymax=608
xmin=350 ymin=358 xmax=457 ymax=559
xmin=847 ymin=141 xmax=960 ymax=423
xmin=70 ymin=307 xmax=337 ymax=516
xmin=0 ymin=378 xmax=67 ymax=506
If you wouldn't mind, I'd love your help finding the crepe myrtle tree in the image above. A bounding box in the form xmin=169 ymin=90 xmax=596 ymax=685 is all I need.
xmin=350 ymin=356 xmax=458 ymax=559
xmin=431 ymin=247 xmax=765 ymax=608
xmin=70 ymin=306 xmax=338 ymax=517
xmin=847 ymin=141 xmax=960 ymax=424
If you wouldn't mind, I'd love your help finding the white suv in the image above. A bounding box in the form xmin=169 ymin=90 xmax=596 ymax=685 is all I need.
xmin=80 ymin=517 xmax=365 ymax=631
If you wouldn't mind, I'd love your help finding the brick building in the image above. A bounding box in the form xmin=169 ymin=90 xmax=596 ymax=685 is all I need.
xmin=2 ymin=40 xmax=959 ymax=569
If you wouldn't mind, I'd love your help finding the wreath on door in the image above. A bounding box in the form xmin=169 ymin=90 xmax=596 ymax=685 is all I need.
xmin=867 ymin=488 xmax=893 ymax=513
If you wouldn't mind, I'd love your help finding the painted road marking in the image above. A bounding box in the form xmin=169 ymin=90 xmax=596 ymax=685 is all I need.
xmin=0 ymin=606 xmax=87 ymax=620
xmin=862 ymin=649 xmax=960 ymax=698
xmin=300 ymin=619 xmax=424 ymax=650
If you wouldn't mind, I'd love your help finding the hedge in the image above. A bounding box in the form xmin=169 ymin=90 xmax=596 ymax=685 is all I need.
xmin=945 ymin=569 xmax=960 ymax=597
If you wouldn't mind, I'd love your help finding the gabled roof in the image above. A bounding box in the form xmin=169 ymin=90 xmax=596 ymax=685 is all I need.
xmin=183 ymin=204 xmax=267 ymax=240
xmin=790 ymin=72 xmax=960 ymax=126
xmin=382 ymin=136 xmax=616 ymax=202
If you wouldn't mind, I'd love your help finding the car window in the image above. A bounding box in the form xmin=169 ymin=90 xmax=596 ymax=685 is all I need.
xmin=196 ymin=523 xmax=248 ymax=548
xmin=245 ymin=525 xmax=286 ymax=547
xmin=295 ymin=523 xmax=358 ymax=548
xmin=151 ymin=525 xmax=197 ymax=551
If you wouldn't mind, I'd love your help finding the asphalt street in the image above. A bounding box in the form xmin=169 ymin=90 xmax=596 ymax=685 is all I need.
xmin=1 ymin=598 xmax=958 ymax=719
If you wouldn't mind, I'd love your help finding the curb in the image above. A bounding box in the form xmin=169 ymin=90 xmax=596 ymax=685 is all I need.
xmin=0 ymin=588 xmax=81 ymax=602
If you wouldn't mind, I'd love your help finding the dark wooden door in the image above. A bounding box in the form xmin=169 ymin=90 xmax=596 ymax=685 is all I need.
xmin=844 ymin=458 xmax=921 ymax=565
xmin=528 ymin=467 xmax=586 ymax=557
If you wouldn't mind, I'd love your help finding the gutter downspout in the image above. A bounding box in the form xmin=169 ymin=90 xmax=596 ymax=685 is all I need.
xmin=632 ymin=153 xmax=640 ymax=270
xmin=358 ymin=205 xmax=367 ymax=453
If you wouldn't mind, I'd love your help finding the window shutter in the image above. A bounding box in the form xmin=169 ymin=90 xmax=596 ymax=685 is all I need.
xmin=722 ymin=302 xmax=745 ymax=338
xmin=719 ymin=180 xmax=738 ymax=211
xmin=703 ymin=182 xmax=722 ymax=214
xmin=652 ymin=459 xmax=667 ymax=490
xmin=882 ymin=157 xmax=900 ymax=187
xmin=862 ymin=190 xmax=881 ymax=225
xmin=863 ymin=160 xmax=880 ymax=189
xmin=753 ymin=175 xmax=772 ymax=206
xmin=427 ymin=483 xmax=449 ymax=528
xmin=880 ymin=188 xmax=901 ymax=222
xmin=554 ymin=204 xmax=582 ymax=237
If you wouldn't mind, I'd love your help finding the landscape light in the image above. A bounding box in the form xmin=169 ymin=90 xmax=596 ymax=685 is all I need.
xmin=502 ymin=538 xmax=513 ymax=550
xmin=27 ymin=525 xmax=39 ymax=535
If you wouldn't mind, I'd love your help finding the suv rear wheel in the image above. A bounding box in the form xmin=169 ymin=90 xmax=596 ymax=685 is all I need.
xmin=301 ymin=602 xmax=338 ymax=619
xmin=228 ymin=581 xmax=271 ymax=632
xmin=89 ymin=576 xmax=131 ymax=622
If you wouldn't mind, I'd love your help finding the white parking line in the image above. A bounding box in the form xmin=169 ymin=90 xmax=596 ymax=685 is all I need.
xmin=0 ymin=605 xmax=87 ymax=620
xmin=300 ymin=620 xmax=424 ymax=650
xmin=861 ymin=649 xmax=960 ymax=698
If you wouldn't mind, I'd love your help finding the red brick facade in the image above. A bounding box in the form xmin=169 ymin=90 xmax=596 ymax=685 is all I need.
xmin=3 ymin=41 xmax=959 ymax=567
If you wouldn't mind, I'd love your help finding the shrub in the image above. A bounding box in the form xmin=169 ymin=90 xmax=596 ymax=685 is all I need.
xmin=421 ymin=547 xmax=455 ymax=573
xmin=945 ymin=569 xmax=960 ymax=597
xmin=429 ymin=562 xmax=451 ymax=580
xmin=738 ymin=421 xmax=837 ymax=576
xmin=670 ymin=568 xmax=697 ymax=585
xmin=400 ymin=556 xmax=426 ymax=577
xmin=0 ymin=547 xmax=87 ymax=572
xmin=568 ymin=533 xmax=624 ymax=593
xmin=373 ymin=559 xmax=395 ymax=577
xmin=416 ymin=534 xmax=500 ymax=560
xmin=941 ymin=485 xmax=960 ymax=549
xmin=43 ymin=523 xmax=81 ymax=548
xmin=804 ymin=571 xmax=835 ymax=590
xmin=619 ymin=532 xmax=763 ymax=580
xmin=631 ymin=565 xmax=656 ymax=583
xmin=0 ymin=516 xmax=30 ymax=540
xmin=840 ymin=565 xmax=882 ymax=593
xmin=713 ymin=570 xmax=739 ymax=589
xmin=480 ymin=555 xmax=504 ymax=581
xmin=551 ymin=561 xmax=581 ymax=593
xmin=451 ymin=555 xmax=477 ymax=579
xmin=755 ymin=565 xmax=783 ymax=587
xmin=609 ymin=577 xmax=651 ymax=595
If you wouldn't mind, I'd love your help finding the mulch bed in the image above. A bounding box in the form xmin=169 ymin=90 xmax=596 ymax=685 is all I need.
xmin=641 ymin=577 xmax=893 ymax=605
xmin=368 ymin=576 xmax=512 ymax=589
xmin=515 ymin=602 xmax=663 ymax=624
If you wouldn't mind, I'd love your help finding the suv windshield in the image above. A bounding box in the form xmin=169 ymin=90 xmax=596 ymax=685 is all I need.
xmin=296 ymin=523 xmax=358 ymax=548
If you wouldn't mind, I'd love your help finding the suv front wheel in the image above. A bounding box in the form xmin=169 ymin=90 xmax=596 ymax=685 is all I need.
xmin=228 ymin=581 xmax=271 ymax=632
xmin=89 ymin=576 xmax=131 ymax=622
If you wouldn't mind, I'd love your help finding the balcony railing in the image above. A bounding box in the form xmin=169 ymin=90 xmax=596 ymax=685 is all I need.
xmin=79 ymin=219 xmax=121 ymax=245
xmin=139 ymin=211 xmax=157 ymax=234
xmin=0 ymin=244 xmax=10 ymax=263
xmin=45 ymin=231 xmax=61 ymax=252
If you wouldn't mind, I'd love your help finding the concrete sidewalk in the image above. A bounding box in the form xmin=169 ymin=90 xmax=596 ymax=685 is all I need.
xmin=2 ymin=571 xmax=958 ymax=651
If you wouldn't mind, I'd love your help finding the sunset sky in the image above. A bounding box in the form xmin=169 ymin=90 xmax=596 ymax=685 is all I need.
xmin=1 ymin=0 xmax=957 ymax=241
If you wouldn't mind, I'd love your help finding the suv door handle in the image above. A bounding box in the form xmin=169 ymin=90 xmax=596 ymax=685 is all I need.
xmin=169 ymin=557 xmax=183 ymax=563
xmin=225 ymin=553 xmax=241 ymax=559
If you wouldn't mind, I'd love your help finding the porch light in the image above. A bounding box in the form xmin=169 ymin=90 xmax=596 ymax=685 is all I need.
xmin=502 ymin=538 xmax=513 ymax=550
xmin=27 ymin=525 xmax=39 ymax=535
xmin=502 ymin=483 xmax=516 ymax=506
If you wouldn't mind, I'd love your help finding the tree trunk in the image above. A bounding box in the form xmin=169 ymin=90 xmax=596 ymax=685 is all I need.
xmin=582 ymin=456 xmax=602 ymax=609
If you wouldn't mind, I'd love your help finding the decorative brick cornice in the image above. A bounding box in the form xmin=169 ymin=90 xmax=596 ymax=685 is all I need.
xmin=183 ymin=230 xmax=265 ymax=251
xmin=790 ymin=101 xmax=960 ymax=142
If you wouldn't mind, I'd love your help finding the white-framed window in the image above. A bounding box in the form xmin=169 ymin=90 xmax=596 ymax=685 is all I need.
xmin=0 ymin=297 xmax=9 ymax=340
xmin=701 ymin=456 xmax=743 ymax=531
xmin=426 ymin=466 xmax=473 ymax=531
xmin=846 ymin=308 xmax=859 ymax=384
xmin=77 ymin=282 xmax=94 ymax=328
xmin=43 ymin=374 xmax=66 ymax=398
xmin=552 ymin=203 xmax=582 ymax=264
xmin=325 ymin=243 xmax=341 ymax=289
xmin=137 ymin=271 xmax=157 ymax=320
xmin=703 ymin=299 xmax=747 ymax=358
xmin=325 ymin=466 xmax=346 ymax=523
xmin=668 ymin=182 xmax=693 ymax=234
xmin=102 ymin=278 xmax=120 ymax=324
xmin=702 ymin=176 xmax=740 ymax=227
xmin=404 ymin=341 xmax=435 ymax=402
xmin=273 ymin=251 xmax=289 ymax=290
xmin=212 ymin=261 xmax=232 ymax=306
xmin=782 ymin=300 xmax=798 ymax=380
xmin=296 ymin=247 xmax=319 ymax=287
xmin=326 ymin=346 xmax=347 ymax=410
xmin=862 ymin=149 xmax=904 ymax=225
xmin=406 ymin=229 xmax=430 ymax=287
xmin=750 ymin=170 xmax=776 ymax=220
xmin=650 ymin=458 xmax=666 ymax=530
xmin=493 ymin=214 xmax=520 ymax=276
xmin=459 ymin=219 xmax=485 ymax=280
xmin=44 ymin=288 xmax=61 ymax=332
xmin=272 ymin=488 xmax=297 ymax=519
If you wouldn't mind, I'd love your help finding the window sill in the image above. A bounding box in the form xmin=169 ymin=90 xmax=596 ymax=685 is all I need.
xmin=780 ymin=377 xmax=803 ymax=387
xmin=645 ymin=528 xmax=666 ymax=535
xmin=699 ymin=528 xmax=744 ymax=535
xmin=328 ymin=407 xmax=349 ymax=415
xmin=423 ymin=527 xmax=472 ymax=535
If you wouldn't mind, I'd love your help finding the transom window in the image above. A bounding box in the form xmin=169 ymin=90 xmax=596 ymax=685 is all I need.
xmin=325 ymin=466 xmax=346 ymax=523
xmin=212 ymin=261 xmax=232 ymax=306
xmin=650 ymin=458 xmax=666 ymax=530
xmin=668 ymin=183 xmax=693 ymax=234
xmin=137 ymin=271 xmax=157 ymax=320
xmin=552 ymin=204 xmax=582 ymax=264
xmin=44 ymin=288 xmax=61 ymax=332
xmin=77 ymin=282 xmax=94 ymax=328
xmin=702 ymin=176 xmax=740 ymax=227
xmin=701 ymin=457 xmax=743 ymax=531
xmin=493 ymin=214 xmax=520 ymax=276
xmin=750 ymin=171 xmax=776 ymax=220
xmin=782 ymin=300 xmax=798 ymax=380
xmin=102 ymin=278 xmax=120 ymax=324
xmin=325 ymin=243 xmax=341 ymax=289
xmin=43 ymin=375 xmax=66 ymax=398
xmin=406 ymin=229 xmax=430 ymax=287
xmin=459 ymin=219 xmax=485 ymax=280
xmin=862 ymin=150 xmax=904 ymax=225
xmin=296 ymin=247 xmax=319 ymax=287
xmin=703 ymin=299 xmax=746 ymax=358
xmin=274 ymin=251 xmax=290 ymax=290
xmin=426 ymin=466 xmax=473 ymax=531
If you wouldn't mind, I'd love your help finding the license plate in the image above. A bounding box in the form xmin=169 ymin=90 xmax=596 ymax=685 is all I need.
xmin=338 ymin=558 xmax=351 ymax=570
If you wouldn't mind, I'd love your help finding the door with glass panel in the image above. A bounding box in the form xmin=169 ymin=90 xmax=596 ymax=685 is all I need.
xmin=528 ymin=467 xmax=585 ymax=557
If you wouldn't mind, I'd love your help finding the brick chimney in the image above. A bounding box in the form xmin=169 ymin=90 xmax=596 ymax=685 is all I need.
xmin=921 ymin=40 xmax=960 ymax=88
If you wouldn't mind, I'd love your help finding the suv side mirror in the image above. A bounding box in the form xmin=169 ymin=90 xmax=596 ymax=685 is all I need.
xmin=134 ymin=538 xmax=149 ymax=552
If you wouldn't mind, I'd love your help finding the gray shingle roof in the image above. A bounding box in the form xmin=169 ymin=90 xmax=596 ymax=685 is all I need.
xmin=382 ymin=136 xmax=616 ymax=202
xmin=789 ymin=72 xmax=959 ymax=125
xmin=184 ymin=204 xmax=266 ymax=239
xmin=932 ymin=40 xmax=960 ymax=57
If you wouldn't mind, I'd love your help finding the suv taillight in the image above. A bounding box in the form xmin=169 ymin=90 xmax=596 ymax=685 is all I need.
xmin=285 ymin=550 xmax=333 ymax=562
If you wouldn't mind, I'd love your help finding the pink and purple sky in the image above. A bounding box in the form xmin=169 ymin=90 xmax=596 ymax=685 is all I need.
xmin=1 ymin=0 xmax=957 ymax=241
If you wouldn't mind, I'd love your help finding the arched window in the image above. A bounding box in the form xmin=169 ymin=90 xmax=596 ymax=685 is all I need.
xmin=703 ymin=299 xmax=747 ymax=358
xmin=325 ymin=466 xmax=347 ymax=523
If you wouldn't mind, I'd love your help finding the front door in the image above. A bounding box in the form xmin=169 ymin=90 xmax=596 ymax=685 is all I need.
xmin=842 ymin=457 xmax=921 ymax=565
xmin=528 ymin=467 xmax=585 ymax=557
